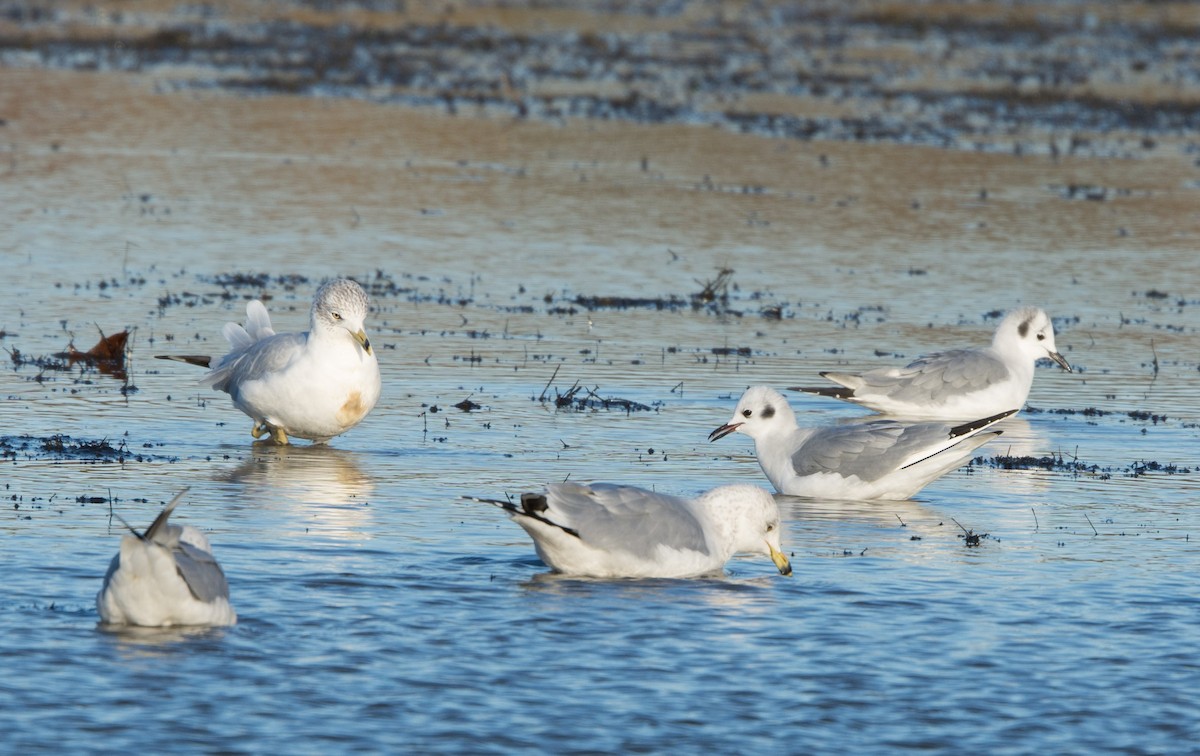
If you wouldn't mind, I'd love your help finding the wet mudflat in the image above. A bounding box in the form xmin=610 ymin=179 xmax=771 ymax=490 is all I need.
xmin=2 ymin=2 xmax=1199 ymax=751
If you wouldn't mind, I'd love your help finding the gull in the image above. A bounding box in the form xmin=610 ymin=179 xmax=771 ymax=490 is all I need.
xmin=710 ymin=386 xmax=1014 ymax=500
xmin=158 ymin=278 xmax=381 ymax=444
xmin=464 ymin=482 xmax=792 ymax=579
xmin=97 ymin=489 xmax=236 ymax=627
xmin=791 ymin=306 xmax=1072 ymax=420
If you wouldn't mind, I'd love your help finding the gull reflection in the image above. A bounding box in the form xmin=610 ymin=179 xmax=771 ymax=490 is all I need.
xmin=97 ymin=623 xmax=231 ymax=655
xmin=221 ymin=444 xmax=375 ymax=537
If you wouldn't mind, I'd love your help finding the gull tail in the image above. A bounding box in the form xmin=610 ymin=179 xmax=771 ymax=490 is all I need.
xmin=461 ymin=494 xmax=580 ymax=539
xmin=155 ymin=354 xmax=212 ymax=368
xmin=144 ymin=488 xmax=190 ymax=542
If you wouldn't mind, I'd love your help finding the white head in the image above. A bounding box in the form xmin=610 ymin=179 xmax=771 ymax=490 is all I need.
xmin=311 ymin=278 xmax=373 ymax=355
xmin=709 ymin=386 xmax=798 ymax=443
xmin=993 ymin=307 xmax=1071 ymax=371
xmin=696 ymin=484 xmax=791 ymax=575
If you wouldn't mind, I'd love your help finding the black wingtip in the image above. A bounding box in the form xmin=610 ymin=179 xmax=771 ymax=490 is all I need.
xmin=155 ymin=354 xmax=212 ymax=368
xmin=949 ymin=409 xmax=1019 ymax=438
xmin=788 ymin=385 xmax=855 ymax=399
xmin=463 ymin=493 xmax=580 ymax=539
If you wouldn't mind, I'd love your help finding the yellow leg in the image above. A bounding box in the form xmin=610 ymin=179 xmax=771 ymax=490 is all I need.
xmin=270 ymin=426 xmax=290 ymax=445
xmin=251 ymin=422 xmax=269 ymax=439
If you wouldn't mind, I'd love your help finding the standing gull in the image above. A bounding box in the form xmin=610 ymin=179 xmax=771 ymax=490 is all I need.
xmin=464 ymin=482 xmax=792 ymax=578
xmin=792 ymin=306 xmax=1072 ymax=420
xmin=97 ymin=489 xmax=236 ymax=627
xmin=158 ymin=278 xmax=381 ymax=444
xmin=710 ymin=386 xmax=1014 ymax=500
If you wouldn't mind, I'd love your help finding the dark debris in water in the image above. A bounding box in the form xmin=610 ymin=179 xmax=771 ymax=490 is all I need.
xmin=199 ymin=272 xmax=310 ymax=291
xmin=1025 ymin=406 xmax=1170 ymax=425
xmin=453 ymin=396 xmax=482 ymax=412
xmin=952 ymin=518 xmax=988 ymax=547
xmin=8 ymin=326 xmax=132 ymax=381
xmin=0 ymin=435 xmax=177 ymax=463
xmin=536 ymin=372 xmax=657 ymax=414
xmin=574 ymin=268 xmax=744 ymax=315
xmin=973 ymin=453 xmax=1191 ymax=479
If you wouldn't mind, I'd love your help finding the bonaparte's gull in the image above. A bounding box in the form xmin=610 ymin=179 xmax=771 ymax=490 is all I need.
xmin=158 ymin=278 xmax=381 ymax=444
xmin=710 ymin=387 xmax=1014 ymax=500
xmin=97 ymin=490 xmax=236 ymax=627
xmin=792 ymin=306 xmax=1071 ymax=420
xmin=465 ymin=482 xmax=792 ymax=578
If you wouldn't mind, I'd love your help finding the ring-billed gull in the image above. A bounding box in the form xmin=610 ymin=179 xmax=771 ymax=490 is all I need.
xmin=97 ymin=489 xmax=236 ymax=627
xmin=791 ymin=306 xmax=1072 ymax=420
xmin=158 ymin=278 xmax=381 ymax=444
xmin=710 ymin=386 xmax=1013 ymax=500
xmin=464 ymin=482 xmax=792 ymax=578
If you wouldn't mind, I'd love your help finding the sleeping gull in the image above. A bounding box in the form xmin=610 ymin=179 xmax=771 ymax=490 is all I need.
xmin=97 ymin=489 xmax=236 ymax=627
xmin=158 ymin=278 xmax=381 ymax=444
xmin=791 ymin=306 xmax=1071 ymax=420
xmin=710 ymin=386 xmax=1014 ymax=500
xmin=464 ymin=482 xmax=792 ymax=578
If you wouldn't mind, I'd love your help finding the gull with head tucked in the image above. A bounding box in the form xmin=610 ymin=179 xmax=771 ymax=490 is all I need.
xmin=792 ymin=306 xmax=1071 ymax=420
xmin=158 ymin=278 xmax=381 ymax=444
xmin=710 ymin=386 xmax=1014 ymax=501
xmin=465 ymin=482 xmax=792 ymax=579
xmin=97 ymin=489 xmax=236 ymax=627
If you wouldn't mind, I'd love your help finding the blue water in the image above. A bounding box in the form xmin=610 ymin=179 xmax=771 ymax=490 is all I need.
xmin=3 ymin=69 xmax=1200 ymax=751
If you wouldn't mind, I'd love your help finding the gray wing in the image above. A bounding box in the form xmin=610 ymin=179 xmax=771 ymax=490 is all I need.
xmin=840 ymin=349 xmax=1008 ymax=404
xmin=173 ymin=541 xmax=231 ymax=603
xmin=544 ymin=482 xmax=710 ymax=557
xmin=203 ymin=331 xmax=308 ymax=395
xmin=793 ymin=420 xmax=958 ymax=481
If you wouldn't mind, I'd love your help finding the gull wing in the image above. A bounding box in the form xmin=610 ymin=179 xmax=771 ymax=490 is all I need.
xmin=825 ymin=348 xmax=1008 ymax=405
xmin=202 ymin=331 xmax=308 ymax=395
xmin=541 ymin=482 xmax=710 ymax=557
xmin=174 ymin=541 xmax=231 ymax=603
xmin=792 ymin=419 xmax=972 ymax=482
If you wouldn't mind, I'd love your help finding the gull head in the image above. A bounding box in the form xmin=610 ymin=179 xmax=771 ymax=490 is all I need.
xmin=699 ymin=484 xmax=791 ymax=576
xmin=996 ymin=306 xmax=1071 ymax=372
xmin=709 ymin=386 xmax=796 ymax=443
xmin=312 ymin=278 xmax=373 ymax=355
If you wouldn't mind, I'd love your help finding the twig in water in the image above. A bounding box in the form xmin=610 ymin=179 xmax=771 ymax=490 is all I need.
xmin=1031 ymin=507 xmax=1039 ymax=531
xmin=951 ymin=517 xmax=984 ymax=546
xmin=895 ymin=513 xmax=906 ymax=527
xmin=539 ymin=364 xmax=561 ymax=402
xmin=1084 ymin=512 xmax=1098 ymax=536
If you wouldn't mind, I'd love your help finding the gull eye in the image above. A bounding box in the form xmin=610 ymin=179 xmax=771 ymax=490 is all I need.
xmin=332 ymin=312 xmax=343 ymax=321
xmin=741 ymin=409 xmax=752 ymax=418
xmin=766 ymin=523 xmax=775 ymax=532
xmin=1036 ymin=333 xmax=1045 ymax=341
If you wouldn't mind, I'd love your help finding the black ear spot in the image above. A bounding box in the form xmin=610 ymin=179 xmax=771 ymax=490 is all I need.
xmin=761 ymin=405 xmax=776 ymax=419
xmin=1017 ymin=318 xmax=1032 ymax=338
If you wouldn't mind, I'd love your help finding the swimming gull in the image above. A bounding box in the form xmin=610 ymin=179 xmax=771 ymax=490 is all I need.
xmin=710 ymin=386 xmax=1014 ymax=500
xmin=465 ymin=482 xmax=792 ymax=578
xmin=792 ymin=306 xmax=1071 ymax=420
xmin=97 ymin=489 xmax=236 ymax=627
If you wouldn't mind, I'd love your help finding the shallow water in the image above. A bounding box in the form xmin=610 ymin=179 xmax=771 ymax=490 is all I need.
xmin=3 ymin=29 xmax=1200 ymax=754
